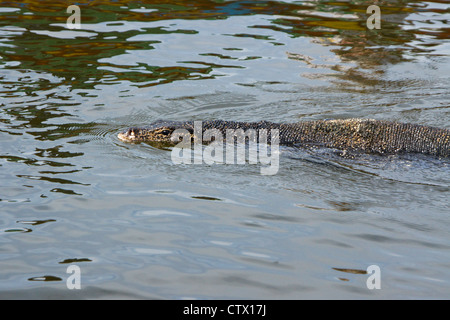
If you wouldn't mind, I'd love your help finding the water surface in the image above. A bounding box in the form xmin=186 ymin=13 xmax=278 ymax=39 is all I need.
xmin=0 ymin=0 xmax=449 ymax=299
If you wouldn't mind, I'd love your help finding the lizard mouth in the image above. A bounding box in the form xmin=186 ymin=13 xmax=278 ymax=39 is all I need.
xmin=117 ymin=131 xmax=127 ymax=141
xmin=118 ymin=129 xmax=137 ymax=142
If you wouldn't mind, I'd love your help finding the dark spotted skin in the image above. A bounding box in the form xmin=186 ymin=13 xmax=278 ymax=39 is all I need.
xmin=118 ymin=119 xmax=450 ymax=157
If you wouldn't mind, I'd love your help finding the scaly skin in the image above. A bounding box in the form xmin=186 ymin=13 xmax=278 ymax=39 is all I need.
xmin=118 ymin=119 xmax=450 ymax=157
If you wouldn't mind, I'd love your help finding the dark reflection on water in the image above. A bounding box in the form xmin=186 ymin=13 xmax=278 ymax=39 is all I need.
xmin=27 ymin=275 xmax=62 ymax=282
xmin=0 ymin=0 xmax=449 ymax=299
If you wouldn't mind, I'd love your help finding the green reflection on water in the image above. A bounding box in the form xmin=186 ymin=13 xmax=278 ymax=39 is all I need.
xmin=1 ymin=0 xmax=445 ymax=90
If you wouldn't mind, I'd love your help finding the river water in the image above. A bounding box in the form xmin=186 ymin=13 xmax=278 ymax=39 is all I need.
xmin=0 ymin=1 xmax=449 ymax=299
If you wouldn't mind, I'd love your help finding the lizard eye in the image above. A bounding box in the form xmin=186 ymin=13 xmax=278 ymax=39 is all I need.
xmin=160 ymin=129 xmax=171 ymax=135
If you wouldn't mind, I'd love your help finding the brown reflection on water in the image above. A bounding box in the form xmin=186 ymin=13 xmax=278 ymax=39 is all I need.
xmin=1 ymin=0 xmax=445 ymax=89
xmin=333 ymin=267 xmax=367 ymax=274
